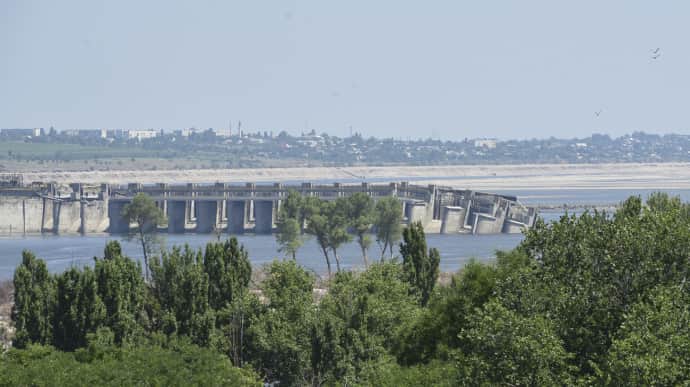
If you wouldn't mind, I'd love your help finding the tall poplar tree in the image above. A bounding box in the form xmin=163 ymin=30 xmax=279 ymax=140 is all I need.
xmin=121 ymin=193 xmax=165 ymax=281
xmin=374 ymin=197 xmax=403 ymax=260
xmin=11 ymin=251 xmax=55 ymax=348
xmin=399 ymin=221 xmax=440 ymax=306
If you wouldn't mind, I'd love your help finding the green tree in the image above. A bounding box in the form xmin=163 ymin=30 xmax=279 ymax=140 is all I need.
xmin=121 ymin=193 xmax=165 ymax=281
xmin=304 ymin=199 xmax=334 ymax=277
xmin=397 ymin=259 xmax=498 ymax=365
xmin=150 ymin=245 xmax=211 ymax=340
xmin=345 ymin=192 xmax=375 ymax=267
xmin=300 ymin=195 xmax=322 ymax=234
xmin=375 ymin=197 xmax=403 ymax=261
xmin=458 ymin=300 xmax=576 ymax=385
xmin=311 ymin=262 xmax=419 ymax=384
xmin=11 ymin=251 xmax=55 ymax=348
xmin=511 ymin=193 xmax=690 ymax=374
xmin=276 ymin=218 xmax=302 ymax=260
xmin=216 ymin=292 xmax=262 ymax=368
xmin=646 ymin=191 xmax=690 ymax=218
xmin=0 ymin=340 xmax=261 ymax=386
xmin=103 ymin=240 xmax=122 ymax=260
xmin=275 ymin=190 xmax=304 ymax=259
xmin=247 ymin=260 xmax=315 ymax=385
xmin=279 ymin=189 xmax=303 ymax=220
xmin=53 ymin=267 xmax=106 ymax=351
xmin=399 ymin=221 xmax=440 ymax=306
xmin=94 ymin=241 xmax=147 ymax=344
xmin=357 ymin=357 xmax=458 ymax=387
xmin=203 ymin=238 xmax=252 ymax=311
xmin=602 ymin=285 xmax=690 ymax=386
xmin=326 ymin=198 xmax=352 ymax=272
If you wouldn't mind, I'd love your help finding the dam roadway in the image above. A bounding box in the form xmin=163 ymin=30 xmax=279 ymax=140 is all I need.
xmin=0 ymin=181 xmax=536 ymax=236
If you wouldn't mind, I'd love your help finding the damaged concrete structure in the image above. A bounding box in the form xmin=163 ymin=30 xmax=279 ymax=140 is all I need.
xmin=0 ymin=181 xmax=536 ymax=235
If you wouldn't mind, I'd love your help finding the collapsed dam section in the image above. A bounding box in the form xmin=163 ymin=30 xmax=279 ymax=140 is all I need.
xmin=0 ymin=180 xmax=537 ymax=235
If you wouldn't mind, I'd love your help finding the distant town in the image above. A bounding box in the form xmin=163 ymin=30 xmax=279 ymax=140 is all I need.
xmin=1 ymin=126 xmax=690 ymax=170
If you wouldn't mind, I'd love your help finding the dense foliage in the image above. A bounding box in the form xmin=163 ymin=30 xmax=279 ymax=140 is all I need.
xmin=276 ymin=192 xmax=382 ymax=276
xmin=0 ymin=337 xmax=260 ymax=386
xmin=5 ymin=193 xmax=690 ymax=385
xmin=400 ymin=221 xmax=440 ymax=306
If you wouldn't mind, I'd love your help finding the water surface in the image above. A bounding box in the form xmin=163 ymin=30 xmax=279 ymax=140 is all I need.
xmin=0 ymin=233 xmax=524 ymax=280
xmin=2 ymin=187 xmax=688 ymax=279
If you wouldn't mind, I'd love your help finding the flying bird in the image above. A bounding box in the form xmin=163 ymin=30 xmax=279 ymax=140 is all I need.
xmin=594 ymin=109 xmax=603 ymax=117
xmin=651 ymin=47 xmax=660 ymax=54
xmin=652 ymin=53 xmax=661 ymax=60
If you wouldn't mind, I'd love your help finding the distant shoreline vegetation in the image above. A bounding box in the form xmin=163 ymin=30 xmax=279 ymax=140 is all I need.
xmin=0 ymin=130 xmax=689 ymax=171
xmin=2 ymin=192 xmax=690 ymax=385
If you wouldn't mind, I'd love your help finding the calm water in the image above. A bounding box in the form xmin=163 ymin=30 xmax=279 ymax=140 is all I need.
xmin=1 ymin=188 xmax=688 ymax=279
xmin=0 ymin=233 xmax=525 ymax=280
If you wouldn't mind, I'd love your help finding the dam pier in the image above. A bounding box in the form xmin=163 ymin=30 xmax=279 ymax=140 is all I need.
xmin=0 ymin=180 xmax=537 ymax=235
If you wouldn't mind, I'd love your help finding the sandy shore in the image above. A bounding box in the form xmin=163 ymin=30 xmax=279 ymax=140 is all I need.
xmin=19 ymin=162 xmax=690 ymax=191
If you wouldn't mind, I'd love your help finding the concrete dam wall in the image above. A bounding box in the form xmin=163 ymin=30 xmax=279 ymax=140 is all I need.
xmin=0 ymin=181 xmax=537 ymax=235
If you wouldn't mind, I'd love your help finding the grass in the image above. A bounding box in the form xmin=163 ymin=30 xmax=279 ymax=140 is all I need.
xmin=0 ymin=140 xmax=318 ymax=172
xmin=0 ymin=141 xmax=157 ymax=160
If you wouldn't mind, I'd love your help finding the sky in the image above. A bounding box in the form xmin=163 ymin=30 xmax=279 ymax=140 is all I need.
xmin=1 ymin=1 xmax=689 ymax=140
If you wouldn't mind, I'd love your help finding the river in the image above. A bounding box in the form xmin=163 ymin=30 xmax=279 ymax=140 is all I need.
xmin=1 ymin=188 xmax=689 ymax=279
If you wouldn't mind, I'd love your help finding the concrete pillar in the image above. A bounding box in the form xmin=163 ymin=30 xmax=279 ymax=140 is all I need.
xmin=254 ymin=200 xmax=274 ymax=234
xmin=196 ymin=200 xmax=218 ymax=233
xmin=14 ymin=197 xmax=44 ymax=234
xmin=168 ymin=200 xmax=187 ymax=233
xmin=56 ymin=201 xmax=82 ymax=234
xmin=493 ymin=201 xmax=508 ymax=233
xmin=440 ymin=206 xmax=466 ymax=234
xmin=70 ymin=183 xmax=82 ymax=200
xmin=42 ymin=198 xmax=55 ymax=233
xmin=108 ymin=201 xmax=129 ymax=234
xmin=407 ymin=202 xmax=427 ymax=224
xmin=220 ymin=200 xmax=227 ymax=222
xmin=502 ymin=219 xmax=526 ymax=234
xmin=189 ymin=200 xmax=197 ymax=221
xmin=227 ymin=200 xmax=246 ymax=234
xmin=100 ymin=184 xmax=110 ymax=200
xmin=388 ymin=182 xmax=398 ymax=197
xmin=473 ymin=213 xmax=499 ymax=234
xmin=82 ymin=199 xmax=110 ymax=234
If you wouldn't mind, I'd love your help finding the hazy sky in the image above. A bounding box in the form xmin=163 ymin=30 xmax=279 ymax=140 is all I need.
xmin=2 ymin=1 xmax=689 ymax=139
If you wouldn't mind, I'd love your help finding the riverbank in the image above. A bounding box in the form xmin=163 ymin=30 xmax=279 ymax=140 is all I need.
xmin=19 ymin=162 xmax=690 ymax=191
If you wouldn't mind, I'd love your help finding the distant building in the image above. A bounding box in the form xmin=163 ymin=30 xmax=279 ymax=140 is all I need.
xmin=213 ymin=128 xmax=232 ymax=137
xmin=0 ymin=128 xmax=43 ymax=138
xmin=126 ymin=129 xmax=158 ymax=141
xmin=474 ymin=139 xmax=497 ymax=149
xmin=63 ymin=129 xmax=107 ymax=139
xmin=102 ymin=129 xmax=158 ymax=140
xmin=106 ymin=129 xmax=127 ymax=139
xmin=174 ymin=128 xmax=202 ymax=137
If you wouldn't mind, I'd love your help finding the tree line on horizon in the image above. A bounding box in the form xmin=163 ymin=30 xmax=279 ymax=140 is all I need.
xmin=3 ymin=192 xmax=690 ymax=385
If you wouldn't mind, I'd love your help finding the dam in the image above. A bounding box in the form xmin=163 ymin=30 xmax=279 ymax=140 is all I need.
xmin=0 ymin=180 xmax=537 ymax=235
